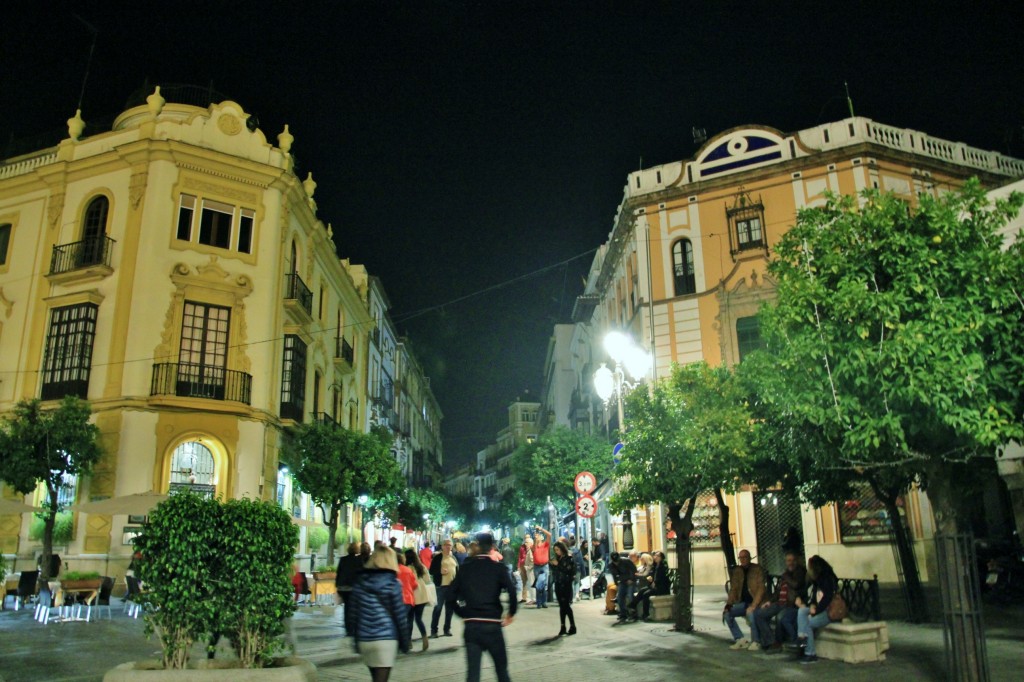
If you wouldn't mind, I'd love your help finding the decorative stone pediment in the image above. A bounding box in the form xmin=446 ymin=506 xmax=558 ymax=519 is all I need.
xmin=714 ymin=269 xmax=777 ymax=366
xmin=155 ymin=257 xmax=254 ymax=372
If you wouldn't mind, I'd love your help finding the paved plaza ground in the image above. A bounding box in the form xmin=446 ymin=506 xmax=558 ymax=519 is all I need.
xmin=1 ymin=586 xmax=1021 ymax=681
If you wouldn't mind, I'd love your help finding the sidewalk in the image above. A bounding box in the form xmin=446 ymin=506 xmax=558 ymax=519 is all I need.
xmin=1 ymin=587 xmax=1020 ymax=681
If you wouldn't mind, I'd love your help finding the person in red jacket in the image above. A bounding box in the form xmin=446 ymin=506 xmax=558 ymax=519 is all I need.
xmin=396 ymin=552 xmax=418 ymax=643
xmin=532 ymin=526 xmax=552 ymax=608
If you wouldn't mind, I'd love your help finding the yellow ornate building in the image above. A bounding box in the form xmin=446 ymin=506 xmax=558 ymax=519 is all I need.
xmin=0 ymin=86 xmax=440 ymax=574
xmin=570 ymin=117 xmax=1024 ymax=582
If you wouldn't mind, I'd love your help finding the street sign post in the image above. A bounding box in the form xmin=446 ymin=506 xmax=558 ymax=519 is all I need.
xmin=576 ymin=494 xmax=598 ymax=519
xmin=574 ymin=471 xmax=596 ymax=495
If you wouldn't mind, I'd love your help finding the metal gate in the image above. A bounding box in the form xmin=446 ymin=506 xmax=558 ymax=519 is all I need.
xmin=753 ymin=490 xmax=804 ymax=575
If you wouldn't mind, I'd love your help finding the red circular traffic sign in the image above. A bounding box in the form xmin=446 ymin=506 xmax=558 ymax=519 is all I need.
xmin=574 ymin=471 xmax=596 ymax=495
xmin=576 ymin=494 xmax=598 ymax=519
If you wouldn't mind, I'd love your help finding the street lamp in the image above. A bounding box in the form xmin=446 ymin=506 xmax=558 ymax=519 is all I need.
xmin=593 ymin=330 xmax=652 ymax=551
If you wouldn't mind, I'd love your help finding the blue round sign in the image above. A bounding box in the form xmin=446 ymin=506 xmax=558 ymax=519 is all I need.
xmin=612 ymin=442 xmax=624 ymax=466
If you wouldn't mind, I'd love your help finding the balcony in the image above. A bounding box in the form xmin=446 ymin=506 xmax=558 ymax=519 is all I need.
xmin=334 ymin=336 xmax=355 ymax=373
xmin=283 ymin=273 xmax=313 ymax=321
xmin=150 ymin=363 xmax=252 ymax=405
xmin=47 ymin=235 xmax=114 ymax=284
xmin=314 ymin=412 xmax=338 ymax=428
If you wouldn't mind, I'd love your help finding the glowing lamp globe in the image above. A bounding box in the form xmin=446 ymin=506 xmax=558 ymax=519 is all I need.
xmin=603 ymin=330 xmax=632 ymax=363
xmin=594 ymin=363 xmax=615 ymax=401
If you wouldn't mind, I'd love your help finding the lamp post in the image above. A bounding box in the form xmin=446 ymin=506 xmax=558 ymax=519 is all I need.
xmin=593 ymin=330 xmax=652 ymax=551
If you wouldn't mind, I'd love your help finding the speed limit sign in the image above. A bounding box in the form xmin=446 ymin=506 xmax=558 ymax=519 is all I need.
xmin=576 ymin=494 xmax=598 ymax=519
xmin=574 ymin=471 xmax=596 ymax=495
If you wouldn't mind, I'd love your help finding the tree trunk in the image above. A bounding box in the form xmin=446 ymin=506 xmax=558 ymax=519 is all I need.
xmin=326 ymin=505 xmax=340 ymax=566
xmin=868 ymin=479 xmax=929 ymax=623
xmin=714 ymin=489 xmax=737 ymax=569
xmin=40 ymin=484 xmax=59 ymax=582
xmin=668 ymin=496 xmax=698 ymax=632
xmin=928 ymin=465 xmax=989 ymax=682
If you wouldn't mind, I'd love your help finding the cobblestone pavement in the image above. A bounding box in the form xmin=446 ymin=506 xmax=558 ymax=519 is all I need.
xmin=1 ymin=587 xmax=1021 ymax=681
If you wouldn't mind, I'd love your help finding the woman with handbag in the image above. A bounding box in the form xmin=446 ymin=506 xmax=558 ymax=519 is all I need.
xmin=795 ymin=555 xmax=846 ymax=664
xmin=349 ymin=547 xmax=411 ymax=682
xmin=404 ymin=549 xmax=432 ymax=652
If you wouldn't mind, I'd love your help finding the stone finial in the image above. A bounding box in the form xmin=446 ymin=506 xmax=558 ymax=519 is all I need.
xmin=146 ymin=86 xmax=165 ymax=118
xmin=303 ymin=172 xmax=317 ymax=199
xmin=66 ymin=109 xmax=85 ymax=141
xmin=278 ymin=124 xmax=293 ymax=154
xmin=327 ymin=222 xmax=334 ymax=239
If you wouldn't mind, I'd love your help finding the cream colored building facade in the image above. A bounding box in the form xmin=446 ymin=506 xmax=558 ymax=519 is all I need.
xmin=569 ymin=117 xmax=1024 ymax=583
xmin=0 ymin=87 xmax=439 ymax=574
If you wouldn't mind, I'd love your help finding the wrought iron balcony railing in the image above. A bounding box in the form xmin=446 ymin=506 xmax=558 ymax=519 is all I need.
xmin=283 ymin=273 xmax=313 ymax=314
xmin=314 ymin=412 xmax=337 ymax=427
xmin=49 ymin=235 xmax=114 ymax=275
xmin=336 ymin=337 xmax=354 ymax=365
xmin=150 ymin=362 xmax=252 ymax=405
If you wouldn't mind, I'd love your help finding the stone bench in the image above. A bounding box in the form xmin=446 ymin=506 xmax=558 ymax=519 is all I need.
xmin=650 ymin=595 xmax=674 ymax=622
xmin=815 ymin=619 xmax=890 ymax=663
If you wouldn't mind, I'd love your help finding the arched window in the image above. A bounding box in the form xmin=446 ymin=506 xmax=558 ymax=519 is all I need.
xmin=672 ymin=239 xmax=696 ymax=296
xmin=80 ymin=196 xmax=109 ymax=266
xmin=82 ymin=196 xmax=108 ymax=240
xmin=169 ymin=441 xmax=216 ymax=497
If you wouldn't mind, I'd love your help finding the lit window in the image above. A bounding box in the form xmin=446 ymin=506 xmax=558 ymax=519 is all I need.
xmin=671 ymin=239 xmax=696 ymax=295
xmin=727 ymin=191 xmax=766 ymax=254
xmin=736 ymin=216 xmax=764 ymax=249
xmin=169 ymin=441 xmax=216 ymax=498
xmin=41 ymin=303 xmax=98 ymax=400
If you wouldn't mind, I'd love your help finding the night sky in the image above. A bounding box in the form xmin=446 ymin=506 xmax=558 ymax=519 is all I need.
xmin=4 ymin=2 xmax=1022 ymax=469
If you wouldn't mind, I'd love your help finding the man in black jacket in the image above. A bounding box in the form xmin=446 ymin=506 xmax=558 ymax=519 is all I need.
xmin=447 ymin=533 xmax=517 ymax=682
xmin=336 ymin=542 xmax=364 ymax=636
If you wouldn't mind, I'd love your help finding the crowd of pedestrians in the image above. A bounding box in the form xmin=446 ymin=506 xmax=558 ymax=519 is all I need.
xmin=331 ymin=529 xmax=846 ymax=680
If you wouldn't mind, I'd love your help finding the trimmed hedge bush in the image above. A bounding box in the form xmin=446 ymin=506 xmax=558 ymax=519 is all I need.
xmin=134 ymin=493 xmax=298 ymax=669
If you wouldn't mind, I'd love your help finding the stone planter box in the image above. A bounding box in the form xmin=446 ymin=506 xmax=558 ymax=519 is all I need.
xmin=103 ymin=657 xmax=316 ymax=682
xmin=816 ymin=620 xmax=890 ymax=663
xmin=650 ymin=595 xmax=674 ymax=622
xmin=61 ymin=579 xmax=102 ymax=590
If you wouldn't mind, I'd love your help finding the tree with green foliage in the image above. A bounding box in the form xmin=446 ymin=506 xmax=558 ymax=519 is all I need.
xmin=281 ymin=423 xmax=403 ymax=564
xmin=397 ymin=488 xmax=450 ymax=531
xmin=0 ymin=397 xmax=103 ymax=582
xmin=511 ymin=427 xmax=614 ymax=523
xmin=612 ymin=362 xmax=754 ymax=632
xmin=761 ymin=181 xmax=1024 ymax=678
xmin=493 ymin=487 xmax=547 ymax=534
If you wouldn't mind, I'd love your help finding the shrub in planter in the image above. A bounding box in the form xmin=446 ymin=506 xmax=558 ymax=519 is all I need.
xmin=216 ymin=497 xmax=298 ymax=668
xmin=132 ymin=492 xmax=300 ymax=671
xmin=306 ymin=527 xmax=328 ymax=554
xmin=134 ymin=493 xmax=221 ymax=669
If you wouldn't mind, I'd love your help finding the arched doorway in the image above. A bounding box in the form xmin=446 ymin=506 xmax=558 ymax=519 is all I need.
xmin=169 ymin=441 xmax=217 ymax=498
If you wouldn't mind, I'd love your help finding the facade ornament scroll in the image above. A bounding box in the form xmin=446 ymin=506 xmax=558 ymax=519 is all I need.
xmin=47 ymin=192 xmax=65 ymax=230
xmin=154 ymin=258 xmax=255 ymax=370
xmin=129 ymin=169 xmax=149 ymax=209
xmin=0 ymin=287 xmax=13 ymax=318
xmin=715 ymin=269 xmax=776 ymax=366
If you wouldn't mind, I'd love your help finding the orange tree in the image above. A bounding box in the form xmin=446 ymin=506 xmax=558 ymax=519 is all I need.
xmin=611 ymin=362 xmax=754 ymax=632
xmin=0 ymin=397 xmax=102 ymax=582
xmin=761 ymin=181 xmax=1023 ymax=678
xmin=282 ymin=423 xmax=403 ymax=564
